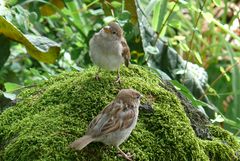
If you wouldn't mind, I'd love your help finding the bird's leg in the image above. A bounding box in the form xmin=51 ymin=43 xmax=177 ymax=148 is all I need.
xmin=117 ymin=147 xmax=133 ymax=161
xmin=115 ymin=68 xmax=121 ymax=83
xmin=95 ymin=67 xmax=101 ymax=80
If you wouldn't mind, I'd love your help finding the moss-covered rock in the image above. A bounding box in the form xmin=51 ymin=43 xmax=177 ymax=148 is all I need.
xmin=0 ymin=65 xmax=239 ymax=161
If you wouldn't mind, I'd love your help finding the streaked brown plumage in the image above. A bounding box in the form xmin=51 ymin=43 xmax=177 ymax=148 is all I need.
xmin=69 ymin=89 xmax=142 ymax=161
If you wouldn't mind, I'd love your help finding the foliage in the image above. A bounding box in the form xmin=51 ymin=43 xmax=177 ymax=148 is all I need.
xmin=139 ymin=0 xmax=240 ymax=135
xmin=0 ymin=16 xmax=60 ymax=65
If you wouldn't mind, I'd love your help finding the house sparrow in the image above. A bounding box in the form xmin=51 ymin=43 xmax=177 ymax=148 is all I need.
xmin=89 ymin=22 xmax=130 ymax=82
xmin=69 ymin=89 xmax=142 ymax=161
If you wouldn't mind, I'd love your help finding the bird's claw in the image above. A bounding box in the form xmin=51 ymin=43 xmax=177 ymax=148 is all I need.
xmin=117 ymin=151 xmax=133 ymax=161
xmin=115 ymin=76 xmax=121 ymax=83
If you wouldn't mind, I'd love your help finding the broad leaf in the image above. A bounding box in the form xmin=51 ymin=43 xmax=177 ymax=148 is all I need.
xmin=213 ymin=0 xmax=221 ymax=7
xmin=152 ymin=0 xmax=168 ymax=33
xmin=4 ymin=82 xmax=23 ymax=92
xmin=0 ymin=35 xmax=10 ymax=69
xmin=0 ymin=16 xmax=60 ymax=64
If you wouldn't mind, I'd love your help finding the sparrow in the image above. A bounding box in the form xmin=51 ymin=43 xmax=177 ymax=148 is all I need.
xmin=89 ymin=22 xmax=131 ymax=82
xmin=69 ymin=89 xmax=142 ymax=161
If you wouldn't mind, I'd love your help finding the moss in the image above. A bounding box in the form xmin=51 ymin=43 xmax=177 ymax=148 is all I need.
xmin=0 ymin=65 xmax=239 ymax=161
xmin=199 ymin=126 xmax=240 ymax=161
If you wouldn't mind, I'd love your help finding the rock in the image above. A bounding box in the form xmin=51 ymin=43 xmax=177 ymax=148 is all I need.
xmin=0 ymin=65 xmax=239 ymax=161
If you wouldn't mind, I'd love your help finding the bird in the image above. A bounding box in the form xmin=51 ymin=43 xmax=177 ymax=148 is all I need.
xmin=89 ymin=22 xmax=130 ymax=82
xmin=69 ymin=89 xmax=142 ymax=161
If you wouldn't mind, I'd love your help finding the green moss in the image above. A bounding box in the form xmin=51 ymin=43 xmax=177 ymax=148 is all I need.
xmin=199 ymin=125 xmax=240 ymax=161
xmin=0 ymin=65 xmax=239 ymax=161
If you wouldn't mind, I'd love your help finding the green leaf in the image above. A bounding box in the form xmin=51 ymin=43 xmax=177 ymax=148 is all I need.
xmin=152 ymin=0 xmax=168 ymax=33
xmin=171 ymin=80 xmax=218 ymax=111
xmin=206 ymin=85 xmax=219 ymax=97
xmin=193 ymin=51 xmax=202 ymax=64
xmin=224 ymin=118 xmax=240 ymax=129
xmin=0 ymin=35 xmax=10 ymax=69
xmin=152 ymin=0 xmax=168 ymax=32
xmin=103 ymin=16 xmax=116 ymax=24
xmin=0 ymin=16 xmax=60 ymax=63
xmin=202 ymin=12 xmax=214 ymax=23
xmin=226 ymin=43 xmax=240 ymax=121
xmin=179 ymin=43 xmax=189 ymax=52
xmin=213 ymin=0 xmax=221 ymax=7
xmin=65 ymin=0 xmax=84 ymax=31
xmin=169 ymin=20 xmax=182 ymax=29
xmin=111 ymin=1 xmax=122 ymax=8
xmin=219 ymin=66 xmax=230 ymax=82
xmin=4 ymin=82 xmax=23 ymax=92
xmin=168 ymin=1 xmax=179 ymax=12
xmin=145 ymin=0 xmax=159 ymax=16
xmin=118 ymin=11 xmax=131 ymax=21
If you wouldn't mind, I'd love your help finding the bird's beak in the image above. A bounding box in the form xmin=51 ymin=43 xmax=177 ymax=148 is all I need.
xmin=139 ymin=94 xmax=144 ymax=99
xmin=103 ymin=26 xmax=111 ymax=33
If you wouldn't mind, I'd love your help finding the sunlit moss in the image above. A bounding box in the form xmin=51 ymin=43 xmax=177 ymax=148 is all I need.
xmin=0 ymin=65 xmax=239 ymax=161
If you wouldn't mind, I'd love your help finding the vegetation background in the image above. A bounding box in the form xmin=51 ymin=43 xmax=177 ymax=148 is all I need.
xmin=0 ymin=0 xmax=239 ymax=140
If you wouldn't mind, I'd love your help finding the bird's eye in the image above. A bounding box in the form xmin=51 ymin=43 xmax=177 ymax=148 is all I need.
xmin=112 ymin=31 xmax=117 ymax=34
xmin=136 ymin=95 xmax=141 ymax=99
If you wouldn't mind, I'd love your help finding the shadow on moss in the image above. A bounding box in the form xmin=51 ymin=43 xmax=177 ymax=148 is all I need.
xmin=0 ymin=65 xmax=239 ymax=161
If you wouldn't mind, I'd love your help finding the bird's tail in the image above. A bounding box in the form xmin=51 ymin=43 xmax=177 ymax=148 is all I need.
xmin=69 ymin=135 xmax=94 ymax=151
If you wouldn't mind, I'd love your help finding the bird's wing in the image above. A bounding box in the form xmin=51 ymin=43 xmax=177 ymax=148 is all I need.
xmin=121 ymin=39 xmax=131 ymax=67
xmin=87 ymin=103 xmax=115 ymax=136
xmin=100 ymin=103 xmax=135 ymax=135
xmin=87 ymin=102 xmax=135 ymax=137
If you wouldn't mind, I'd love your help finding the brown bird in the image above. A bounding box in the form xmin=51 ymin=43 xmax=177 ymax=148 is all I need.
xmin=69 ymin=89 xmax=142 ymax=161
xmin=89 ymin=22 xmax=130 ymax=82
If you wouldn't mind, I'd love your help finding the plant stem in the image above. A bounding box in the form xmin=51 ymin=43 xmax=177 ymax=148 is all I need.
xmin=199 ymin=60 xmax=240 ymax=100
xmin=153 ymin=0 xmax=179 ymax=46
xmin=182 ymin=0 xmax=207 ymax=81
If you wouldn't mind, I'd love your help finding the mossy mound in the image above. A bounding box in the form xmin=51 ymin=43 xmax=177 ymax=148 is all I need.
xmin=0 ymin=65 xmax=239 ymax=161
